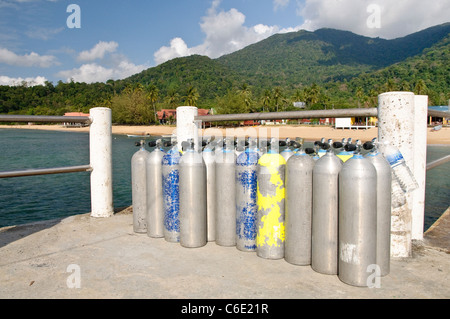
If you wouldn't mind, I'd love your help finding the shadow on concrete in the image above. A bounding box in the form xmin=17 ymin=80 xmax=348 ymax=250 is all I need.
xmin=0 ymin=206 xmax=132 ymax=249
xmin=0 ymin=218 xmax=62 ymax=249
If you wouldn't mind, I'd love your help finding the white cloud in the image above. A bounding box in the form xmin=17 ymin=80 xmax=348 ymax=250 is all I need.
xmin=25 ymin=26 xmax=64 ymax=41
xmin=57 ymin=40 xmax=147 ymax=83
xmin=297 ymin=0 xmax=450 ymax=39
xmin=154 ymin=0 xmax=302 ymax=65
xmin=0 ymin=47 xmax=57 ymax=67
xmin=77 ymin=41 xmax=119 ymax=62
xmin=0 ymin=75 xmax=47 ymax=86
xmin=273 ymin=0 xmax=290 ymax=11
xmin=57 ymin=64 xmax=114 ymax=83
xmin=57 ymin=58 xmax=147 ymax=84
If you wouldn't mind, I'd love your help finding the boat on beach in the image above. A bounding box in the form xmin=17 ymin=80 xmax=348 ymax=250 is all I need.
xmin=127 ymin=134 xmax=152 ymax=138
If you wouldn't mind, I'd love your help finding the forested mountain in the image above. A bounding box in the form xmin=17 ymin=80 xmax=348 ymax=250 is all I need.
xmin=125 ymin=54 xmax=238 ymax=103
xmin=1 ymin=23 xmax=449 ymax=124
xmin=216 ymin=23 xmax=450 ymax=94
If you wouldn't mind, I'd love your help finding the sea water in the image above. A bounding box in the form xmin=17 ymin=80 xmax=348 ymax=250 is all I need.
xmin=0 ymin=128 xmax=449 ymax=231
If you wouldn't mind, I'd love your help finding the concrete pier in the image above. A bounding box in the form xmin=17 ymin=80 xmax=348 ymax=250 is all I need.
xmin=0 ymin=207 xmax=448 ymax=299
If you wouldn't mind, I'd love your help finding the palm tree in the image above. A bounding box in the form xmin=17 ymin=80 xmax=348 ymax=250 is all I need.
xmin=165 ymin=88 xmax=180 ymax=107
xmin=237 ymin=83 xmax=252 ymax=112
xmin=261 ymin=89 xmax=271 ymax=112
xmin=414 ymin=79 xmax=428 ymax=95
xmin=355 ymin=87 xmax=364 ymax=108
xmin=273 ymin=87 xmax=283 ymax=112
xmin=185 ymin=86 xmax=200 ymax=106
xmin=305 ymin=83 xmax=320 ymax=107
xmin=400 ymin=80 xmax=411 ymax=92
xmin=384 ymin=79 xmax=397 ymax=92
xmin=292 ymin=89 xmax=304 ymax=103
xmin=146 ymin=84 xmax=159 ymax=124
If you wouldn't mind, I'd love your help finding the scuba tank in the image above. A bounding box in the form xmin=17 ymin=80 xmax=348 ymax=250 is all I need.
xmin=285 ymin=142 xmax=316 ymax=266
xmin=215 ymin=137 xmax=237 ymax=247
xmin=146 ymin=139 xmax=166 ymax=238
xmin=338 ymin=141 xmax=377 ymax=287
xmin=311 ymin=139 xmax=342 ymax=274
xmin=235 ymin=137 xmax=248 ymax=158
xmin=202 ymin=139 xmax=217 ymax=242
xmin=315 ymin=138 xmax=327 ymax=158
xmin=364 ymin=138 xmax=392 ymax=277
xmin=179 ymin=139 xmax=207 ymax=248
xmin=304 ymin=147 xmax=317 ymax=159
xmin=334 ymin=138 xmax=353 ymax=163
xmin=258 ymin=138 xmax=270 ymax=155
xmin=256 ymin=138 xmax=287 ymax=259
xmin=235 ymin=137 xmax=260 ymax=252
xmin=162 ymin=140 xmax=182 ymax=243
xmin=308 ymin=144 xmax=320 ymax=161
xmin=293 ymin=137 xmax=304 ymax=153
xmin=280 ymin=138 xmax=295 ymax=161
xmin=131 ymin=140 xmax=150 ymax=233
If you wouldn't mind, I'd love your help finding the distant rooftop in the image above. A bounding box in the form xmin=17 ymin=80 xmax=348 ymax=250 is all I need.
xmin=429 ymin=105 xmax=450 ymax=113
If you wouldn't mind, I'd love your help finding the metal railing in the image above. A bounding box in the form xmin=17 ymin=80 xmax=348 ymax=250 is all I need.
xmin=0 ymin=108 xmax=114 ymax=218
xmin=0 ymin=115 xmax=91 ymax=125
xmin=0 ymin=115 xmax=92 ymax=178
xmin=195 ymin=107 xmax=447 ymax=122
xmin=196 ymin=107 xmax=450 ymax=170
xmin=195 ymin=108 xmax=378 ymax=122
xmin=427 ymin=154 xmax=450 ymax=171
xmin=195 ymin=107 xmax=450 ymax=172
xmin=0 ymin=165 xmax=92 ymax=179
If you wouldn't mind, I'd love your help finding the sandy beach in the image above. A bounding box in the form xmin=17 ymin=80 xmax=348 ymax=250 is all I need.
xmin=1 ymin=123 xmax=450 ymax=145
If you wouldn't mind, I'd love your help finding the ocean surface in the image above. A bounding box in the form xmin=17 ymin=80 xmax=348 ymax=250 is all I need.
xmin=0 ymin=128 xmax=449 ymax=231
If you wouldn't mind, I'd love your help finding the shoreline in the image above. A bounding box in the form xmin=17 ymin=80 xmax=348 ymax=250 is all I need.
xmin=1 ymin=123 xmax=450 ymax=145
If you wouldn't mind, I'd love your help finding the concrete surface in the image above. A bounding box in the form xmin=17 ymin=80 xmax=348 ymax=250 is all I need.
xmin=0 ymin=207 xmax=449 ymax=299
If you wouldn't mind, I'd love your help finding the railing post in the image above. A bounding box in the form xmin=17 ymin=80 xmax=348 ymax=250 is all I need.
xmin=412 ymin=95 xmax=428 ymax=240
xmin=176 ymin=106 xmax=199 ymax=151
xmin=89 ymin=107 xmax=114 ymax=218
xmin=378 ymin=92 xmax=416 ymax=257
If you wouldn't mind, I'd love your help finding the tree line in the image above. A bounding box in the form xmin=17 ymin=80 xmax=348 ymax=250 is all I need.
xmin=0 ymin=77 xmax=447 ymax=126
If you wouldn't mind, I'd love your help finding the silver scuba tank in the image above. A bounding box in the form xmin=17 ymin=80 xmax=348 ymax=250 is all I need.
xmin=146 ymin=139 xmax=166 ymax=238
xmin=215 ymin=138 xmax=237 ymax=246
xmin=280 ymin=138 xmax=295 ymax=161
xmin=338 ymin=144 xmax=377 ymax=287
xmin=285 ymin=145 xmax=316 ymax=265
xmin=364 ymin=139 xmax=392 ymax=277
xmin=131 ymin=140 xmax=150 ymax=233
xmin=315 ymin=138 xmax=327 ymax=158
xmin=202 ymin=140 xmax=217 ymax=242
xmin=179 ymin=139 xmax=207 ymax=248
xmin=311 ymin=140 xmax=343 ymax=274
xmin=334 ymin=139 xmax=353 ymax=163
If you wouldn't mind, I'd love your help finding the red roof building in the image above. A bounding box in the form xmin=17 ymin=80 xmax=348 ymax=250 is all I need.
xmin=64 ymin=112 xmax=90 ymax=117
xmin=157 ymin=109 xmax=177 ymax=124
xmin=157 ymin=109 xmax=211 ymax=125
xmin=63 ymin=112 xmax=90 ymax=127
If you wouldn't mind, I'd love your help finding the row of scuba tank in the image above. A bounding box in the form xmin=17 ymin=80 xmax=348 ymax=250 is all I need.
xmin=131 ymin=136 xmax=398 ymax=287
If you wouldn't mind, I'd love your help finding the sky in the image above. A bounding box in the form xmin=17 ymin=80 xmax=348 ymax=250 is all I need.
xmin=0 ymin=0 xmax=449 ymax=86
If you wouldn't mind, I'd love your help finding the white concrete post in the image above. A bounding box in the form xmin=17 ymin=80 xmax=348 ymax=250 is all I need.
xmin=89 ymin=107 xmax=114 ymax=218
xmin=378 ymin=92 xmax=416 ymax=257
xmin=412 ymin=95 xmax=428 ymax=240
xmin=176 ymin=106 xmax=199 ymax=151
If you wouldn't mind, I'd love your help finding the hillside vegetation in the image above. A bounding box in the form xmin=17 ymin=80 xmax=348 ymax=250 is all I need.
xmin=1 ymin=23 xmax=449 ymax=124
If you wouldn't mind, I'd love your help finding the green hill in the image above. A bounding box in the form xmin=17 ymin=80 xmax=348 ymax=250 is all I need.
xmin=124 ymin=22 xmax=450 ymax=108
xmin=125 ymin=55 xmax=238 ymax=105
xmin=1 ymin=23 xmax=449 ymax=121
xmin=215 ymin=23 xmax=450 ymax=92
